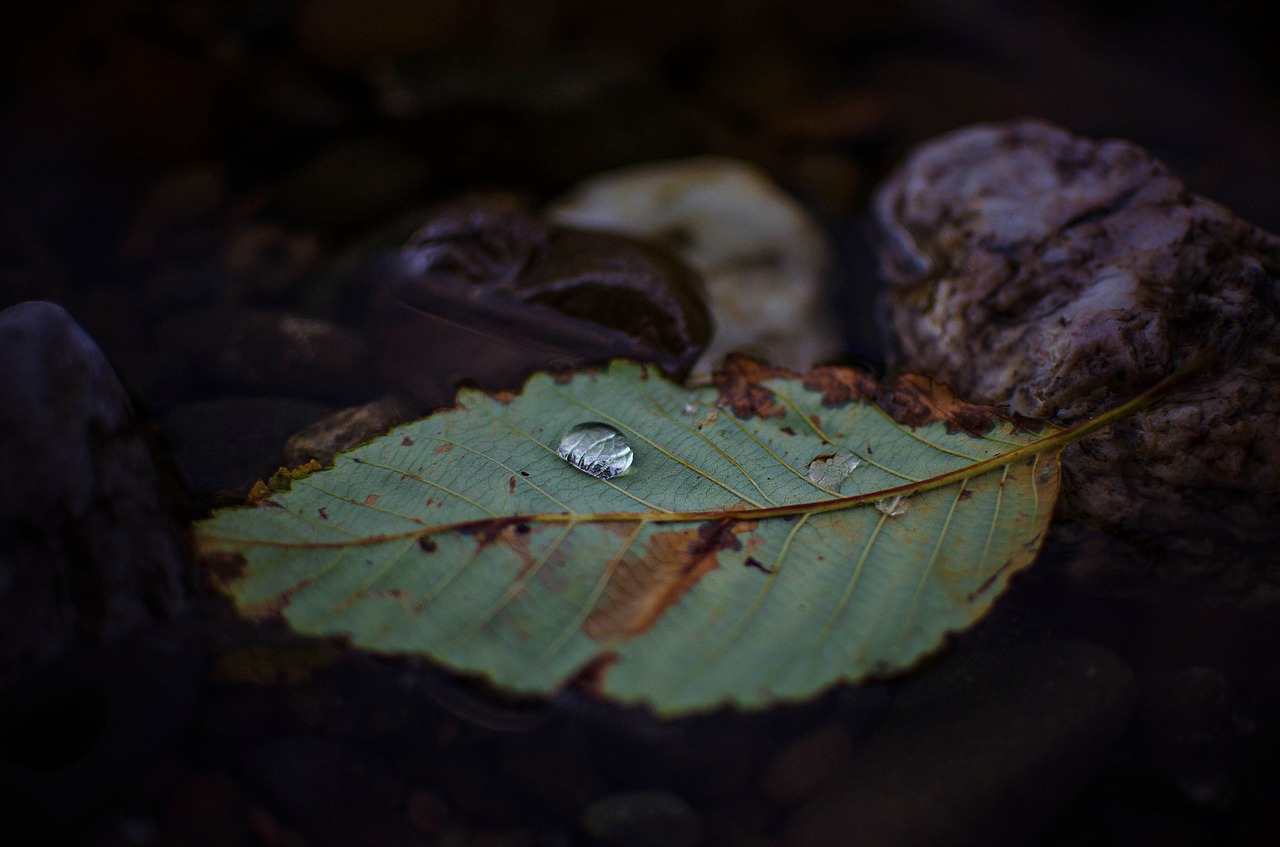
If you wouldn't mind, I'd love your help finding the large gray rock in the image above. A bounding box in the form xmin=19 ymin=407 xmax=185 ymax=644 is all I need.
xmin=873 ymin=119 xmax=1280 ymax=578
xmin=0 ymin=301 xmax=191 ymax=682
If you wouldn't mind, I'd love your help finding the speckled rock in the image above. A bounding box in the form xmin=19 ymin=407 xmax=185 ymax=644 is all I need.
xmin=549 ymin=157 xmax=841 ymax=376
xmin=282 ymin=394 xmax=417 ymax=468
xmin=0 ymin=302 xmax=191 ymax=682
xmin=873 ymin=119 xmax=1280 ymax=573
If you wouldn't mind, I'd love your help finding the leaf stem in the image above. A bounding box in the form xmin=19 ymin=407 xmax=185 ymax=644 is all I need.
xmin=200 ymin=354 xmax=1211 ymax=548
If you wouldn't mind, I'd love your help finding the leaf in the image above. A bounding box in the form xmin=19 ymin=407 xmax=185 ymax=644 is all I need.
xmin=195 ymin=356 xmax=1199 ymax=716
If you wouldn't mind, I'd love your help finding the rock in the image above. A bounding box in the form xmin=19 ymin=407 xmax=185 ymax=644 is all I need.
xmin=873 ymin=119 xmax=1280 ymax=574
xmin=406 ymin=787 xmax=450 ymax=836
xmin=274 ymin=136 xmax=433 ymax=230
xmin=1139 ymin=667 xmax=1264 ymax=810
xmin=161 ymin=397 xmax=335 ymax=499
xmin=759 ymin=723 xmax=852 ymax=806
xmin=581 ymin=789 xmax=702 ymax=847
xmin=0 ymin=302 xmax=190 ymax=682
xmin=549 ymin=157 xmax=841 ymax=376
xmin=295 ymin=0 xmax=467 ymax=71
xmin=242 ymin=734 xmax=410 ymax=847
xmin=283 ymin=394 xmax=418 ymax=468
xmin=370 ymin=200 xmax=711 ymax=408
xmin=497 ymin=726 xmax=606 ymax=821
xmin=0 ymin=623 xmax=208 ymax=842
xmin=222 ymin=222 xmax=323 ymax=306
xmin=372 ymin=52 xmax=698 ymax=189
xmin=216 ymin=310 xmax=369 ymax=401
xmin=784 ymin=641 xmax=1136 ymax=847
xmin=155 ymin=307 xmax=372 ymax=404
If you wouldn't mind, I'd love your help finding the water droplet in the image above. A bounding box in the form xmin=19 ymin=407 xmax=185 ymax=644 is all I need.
xmin=557 ymin=422 xmax=634 ymax=480
xmin=875 ymin=495 xmax=909 ymax=517
xmin=807 ymin=448 xmax=862 ymax=488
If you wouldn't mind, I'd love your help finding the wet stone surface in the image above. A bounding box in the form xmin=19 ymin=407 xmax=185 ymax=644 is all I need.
xmin=0 ymin=301 xmax=191 ymax=682
xmin=370 ymin=200 xmax=712 ymax=408
xmin=874 ymin=119 xmax=1280 ymax=587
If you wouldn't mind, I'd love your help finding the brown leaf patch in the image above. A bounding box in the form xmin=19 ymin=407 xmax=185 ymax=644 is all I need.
xmin=715 ymin=355 xmax=789 ymax=419
xmin=461 ymin=517 xmax=540 ymax=579
xmin=881 ymin=374 xmax=1001 ymax=435
xmin=464 ymin=515 xmax=527 ymax=548
xmin=802 ymin=365 xmax=881 ymax=406
xmin=202 ymin=550 xmax=247 ymax=590
xmin=584 ymin=518 xmax=756 ymax=640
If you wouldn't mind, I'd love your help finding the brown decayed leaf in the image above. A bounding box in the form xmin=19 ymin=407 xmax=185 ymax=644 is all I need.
xmin=585 ymin=518 xmax=756 ymax=640
xmin=715 ymin=355 xmax=790 ymax=419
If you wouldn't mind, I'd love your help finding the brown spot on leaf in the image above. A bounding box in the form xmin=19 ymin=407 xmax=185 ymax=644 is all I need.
xmin=780 ymin=426 xmax=796 ymax=436
xmin=508 ymin=476 xmax=517 ymax=495
xmin=364 ymin=493 xmax=380 ymax=506
xmin=202 ymin=550 xmax=247 ymax=590
xmin=418 ymin=536 xmax=438 ymax=553
xmin=883 ymin=374 xmax=1000 ymax=434
xmin=402 ymin=435 xmax=415 ymax=446
xmin=243 ymin=578 xmax=310 ymax=620
xmin=744 ymin=556 xmax=774 ymax=574
xmin=714 ymin=355 xmax=788 ymax=419
xmin=967 ymin=557 xmax=1016 ymax=602
xmin=584 ymin=518 xmax=757 ymax=640
xmin=803 ymin=365 xmax=881 ymax=406
xmin=464 ymin=515 xmax=527 ymax=547
xmin=318 ymin=507 xmax=329 ymax=519
xmin=434 ymin=444 xmax=453 ymax=454
xmin=461 ymin=517 xmax=539 ymax=579
xmin=798 ymin=360 xmax=1035 ymax=434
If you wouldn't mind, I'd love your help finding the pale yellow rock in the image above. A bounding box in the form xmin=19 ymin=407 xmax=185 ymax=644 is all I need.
xmin=548 ymin=157 xmax=839 ymax=376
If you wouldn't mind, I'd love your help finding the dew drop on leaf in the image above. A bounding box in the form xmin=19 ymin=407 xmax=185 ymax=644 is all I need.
xmin=557 ymin=422 xmax=634 ymax=480
xmin=875 ymin=495 xmax=909 ymax=517
xmin=807 ymin=448 xmax=862 ymax=488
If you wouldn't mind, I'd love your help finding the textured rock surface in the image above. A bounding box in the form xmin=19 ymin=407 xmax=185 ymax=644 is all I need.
xmin=371 ymin=200 xmax=711 ymax=408
xmin=874 ymin=119 xmax=1280 ymax=571
xmin=282 ymin=394 xmax=417 ymax=468
xmin=0 ymin=301 xmax=191 ymax=682
xmin=549 ymin=157 xmax=841 ymax=376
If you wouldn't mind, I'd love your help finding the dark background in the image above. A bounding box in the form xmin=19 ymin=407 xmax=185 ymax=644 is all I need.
xmin=2 ymin=2 xmax=1278 ymax=846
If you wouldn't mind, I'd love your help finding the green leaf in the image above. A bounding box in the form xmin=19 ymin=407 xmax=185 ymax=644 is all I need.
xmin=195 ymin=357 xmax=1194 ymax=716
